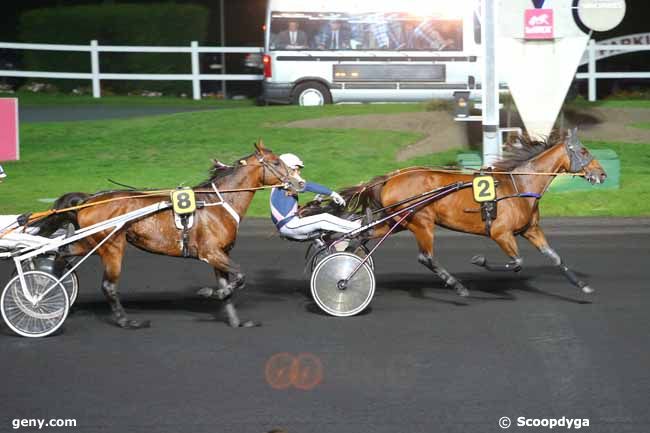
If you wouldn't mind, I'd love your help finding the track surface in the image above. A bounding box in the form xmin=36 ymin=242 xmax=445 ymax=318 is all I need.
xmin=1 ymin=219 xmax=649 ymax=433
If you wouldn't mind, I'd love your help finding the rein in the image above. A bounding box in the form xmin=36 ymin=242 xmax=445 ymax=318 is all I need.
xmin=358 ymin=166 xmax=584 ymax=191
xmin=347 ymin=166 xmax=582 ymax=210
xmin=369 ymin=166 xmax=585 ymax=186
xmin=18 ymin=184 xmax=284 ymax=228
xmin=10 ymin=150 xmax=296 ymax=234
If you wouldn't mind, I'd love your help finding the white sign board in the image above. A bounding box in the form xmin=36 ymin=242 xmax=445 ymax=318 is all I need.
xmin=498 ymin=0 xmax=591 ymax=138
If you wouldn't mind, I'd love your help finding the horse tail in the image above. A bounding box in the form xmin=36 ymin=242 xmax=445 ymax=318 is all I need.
xmin=339 ymin=174 xmax=388 ymax=214
xmin=31 ymin=192 xmax=90 ymax=236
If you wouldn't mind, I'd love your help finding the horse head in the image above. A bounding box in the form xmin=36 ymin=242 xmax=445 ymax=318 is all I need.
xmin=563 ymin=128 xmax=607 ymax=185
xmin=246 ymin=139 xmax=306 ymax=191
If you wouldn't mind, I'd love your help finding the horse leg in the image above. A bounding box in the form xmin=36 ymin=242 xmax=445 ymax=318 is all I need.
xmin=522 ymin=225 xmax=593 ymax=294
xmin=471 ymin=232 xmax=523 ymax=272
xmin=411 ymin=222 xmax=469 ymax=297
xmin=97 ymin=234 xmax=151 ymax=329
xmin=195 ymin=250 xmax=258 ymax=328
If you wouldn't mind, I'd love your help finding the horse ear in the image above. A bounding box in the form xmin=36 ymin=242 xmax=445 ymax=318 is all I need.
xmin=254 ymin=138 xmax=266 ymax=152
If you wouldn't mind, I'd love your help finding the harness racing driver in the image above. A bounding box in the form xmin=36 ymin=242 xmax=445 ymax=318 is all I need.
xmin=271 ymin=153 xmax=361 ymax=240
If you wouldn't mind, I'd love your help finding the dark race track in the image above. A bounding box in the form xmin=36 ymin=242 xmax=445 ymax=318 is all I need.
xmin=1 ymin=218 xmax=649 ymax=433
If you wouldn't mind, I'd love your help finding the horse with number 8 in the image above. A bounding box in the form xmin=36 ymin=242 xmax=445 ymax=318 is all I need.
xmin=338 ymin=128 xmax=607 ymax=296
xmin=36 ymin=140 xmax=297 ymax=329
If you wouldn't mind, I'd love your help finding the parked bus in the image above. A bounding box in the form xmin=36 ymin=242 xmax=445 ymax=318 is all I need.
xmin=262 ymin=0 xmax=482 ymax=105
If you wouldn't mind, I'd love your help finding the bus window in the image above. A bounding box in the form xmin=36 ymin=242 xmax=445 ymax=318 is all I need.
xmin=269 ymin=12 xmax=463 ymax=51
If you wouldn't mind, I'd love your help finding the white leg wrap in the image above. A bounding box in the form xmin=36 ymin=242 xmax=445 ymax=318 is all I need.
xmin=541 ymin=247 xmax=561 ymax=266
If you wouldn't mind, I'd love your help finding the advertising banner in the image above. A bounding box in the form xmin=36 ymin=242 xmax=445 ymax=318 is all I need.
xmin=0 ymin=98 xmax=19 ymax=161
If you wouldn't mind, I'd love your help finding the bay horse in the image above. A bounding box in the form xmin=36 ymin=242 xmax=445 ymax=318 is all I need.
xmin=339 ymin=128 xmax=607 ymax=296
xmin=38 ymin=140 xmax=297 ymax=329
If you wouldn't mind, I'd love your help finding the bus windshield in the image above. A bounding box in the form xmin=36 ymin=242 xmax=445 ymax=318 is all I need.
xmin=269 ymin=12 xmax=463 ymax=51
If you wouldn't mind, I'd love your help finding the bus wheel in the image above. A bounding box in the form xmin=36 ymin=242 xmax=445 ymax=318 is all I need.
xmin=292 ymin=82 xmax=332 ymax=106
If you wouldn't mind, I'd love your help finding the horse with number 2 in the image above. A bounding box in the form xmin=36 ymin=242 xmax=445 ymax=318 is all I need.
xmin=305 ymin=129 xmax=607 ymax=317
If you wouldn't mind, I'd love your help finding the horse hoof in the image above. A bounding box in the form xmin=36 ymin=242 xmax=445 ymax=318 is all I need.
xmin=471 ymin=255 xmax=486 ymax=267
xmin=197 ymin=287 xmax=214 ymax=298
xmin=129 ymin=319 xmax=151 ymax=329
xmin=115 ymin=317 xmax=151 ymax=329
xmin=240 ymin=320 xmax=260 ymax=328
xmin=232 ymin=273 xmax=246 ymax=289
xmin=455 ymin=285 xmax=470 ymax=297
xmin=582 ymin=285 xmax=594 ymax=294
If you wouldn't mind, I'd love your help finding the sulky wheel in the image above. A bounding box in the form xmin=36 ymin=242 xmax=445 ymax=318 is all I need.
xmin=35 ymin=256 xmax=79 ymax=306
xmin=310 ymin=252 xmax=375 ymax=317
xmin=306 ymin=242 xmax=374 ymax=275
xmin=351 ymin=244 xmax=374 ymax=271
xmin=18 ymin=255 xmax=79 ymax=305
xmin=1 ymin=271 xmax=70 ymax=338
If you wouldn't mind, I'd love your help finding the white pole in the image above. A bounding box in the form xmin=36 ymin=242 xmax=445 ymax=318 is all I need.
xmin=220 ymin=0 xmax=227 ymax=99
xmin=191 ymin=41 xmax=201 ymax=100
xmin=588 ymin=39 xmax=597 ymax=102
xmin=481 ymin=0 xmax=500 ymax=166
xmin=90 ymin=40 xmax=101 ymax=98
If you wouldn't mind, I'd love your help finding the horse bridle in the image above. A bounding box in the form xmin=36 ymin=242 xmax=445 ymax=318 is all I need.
xmin=253 ymin=150 xmax=305 ymax=192
xmin=564 ymin=131 xmax=594 ymax=173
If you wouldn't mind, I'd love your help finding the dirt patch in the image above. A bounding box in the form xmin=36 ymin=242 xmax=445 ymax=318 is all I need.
xmin=285 ymin=111 xmax=469 ymax=161
xmin=566 ymin=107 xmax=650 ymax=143
xmin=284 ymin=107 xmax=650 ymax=160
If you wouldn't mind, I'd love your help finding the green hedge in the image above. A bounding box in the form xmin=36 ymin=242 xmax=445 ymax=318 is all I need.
xmin=19 ymin=3 xmax=209 ymax=94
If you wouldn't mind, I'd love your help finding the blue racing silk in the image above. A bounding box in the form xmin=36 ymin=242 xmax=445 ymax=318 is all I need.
xmin=270 ymin=181 xmax=333 ymax=228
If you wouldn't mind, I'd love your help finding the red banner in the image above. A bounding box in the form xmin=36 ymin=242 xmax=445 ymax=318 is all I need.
xmin=0 ymin=98 xmax=19 ymax=161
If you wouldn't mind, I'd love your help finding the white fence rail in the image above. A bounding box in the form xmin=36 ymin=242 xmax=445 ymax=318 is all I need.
xmin=0 ymin=41 xmax=264 ymax=100
xmin=575 ymin=40 xmax=650 ymax=101
xmin=3 ymin=39 xmax=648 ymax=102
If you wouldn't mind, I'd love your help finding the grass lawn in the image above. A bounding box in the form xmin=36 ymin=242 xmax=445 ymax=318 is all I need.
xmin=0 ymin=91 xmax=253 ymax=108
xmin=0 ymin=104 xmax=423 ymax=216
xmin=1 ymin=101 xmax=649 ymax=217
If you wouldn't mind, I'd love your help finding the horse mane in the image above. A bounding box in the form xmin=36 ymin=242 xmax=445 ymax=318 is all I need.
xmin=195 ymin=153 xmax=256 ymax=188
xmin=493 ymin=131 xmax=564 ymax=171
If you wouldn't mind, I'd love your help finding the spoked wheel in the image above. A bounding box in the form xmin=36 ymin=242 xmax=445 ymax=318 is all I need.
xmin=62 ymin=271 xmax=79 ymax=305
xmin=310 ymin=252 xmax=375 ymax=317
xmin=15 ymin=255 xmax=79 ymax=305
xmin=1 ymin=271 xmax=70 ymax=338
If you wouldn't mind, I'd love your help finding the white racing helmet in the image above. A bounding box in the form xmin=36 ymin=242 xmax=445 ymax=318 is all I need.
xmin=279 ymin=153 xmax=304 ymax=170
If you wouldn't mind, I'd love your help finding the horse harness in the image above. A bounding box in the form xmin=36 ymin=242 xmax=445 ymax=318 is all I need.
xmin=171 ymin=151 xmax=297 ymax=257
xmin=466 ymin=170 xmax=542 ymax=237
